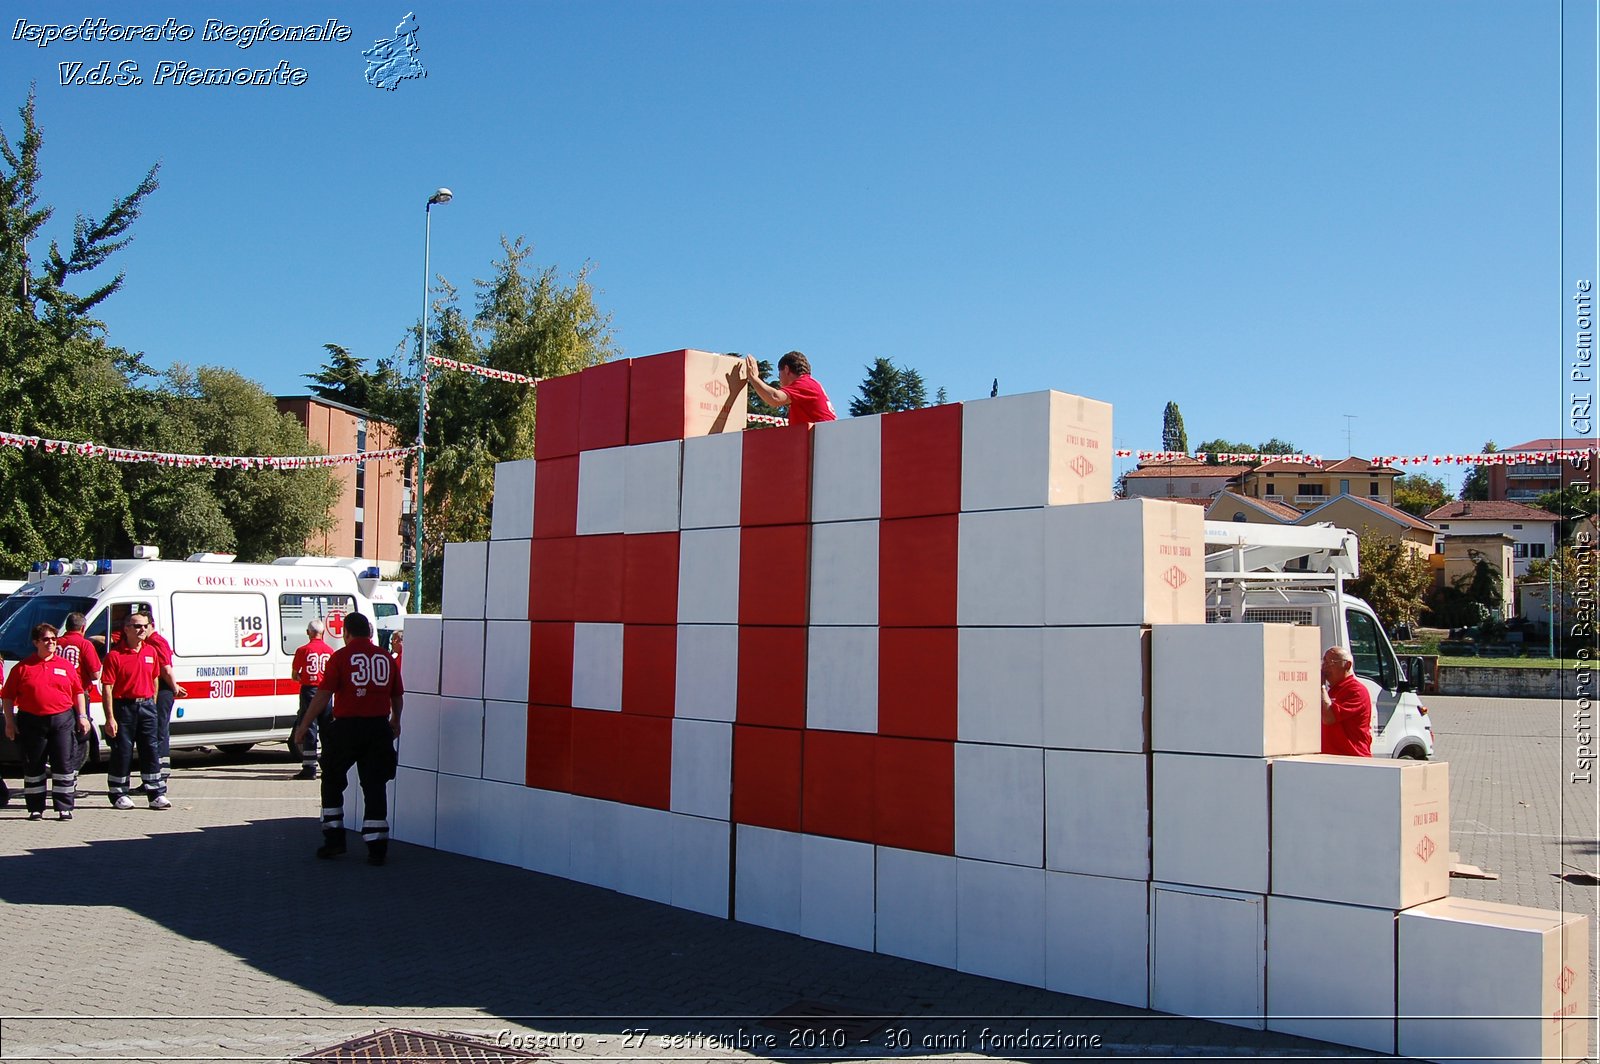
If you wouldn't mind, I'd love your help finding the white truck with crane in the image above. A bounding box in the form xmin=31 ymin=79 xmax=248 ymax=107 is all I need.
xmin=1204 ymin=520 xmax=1435 ymax=759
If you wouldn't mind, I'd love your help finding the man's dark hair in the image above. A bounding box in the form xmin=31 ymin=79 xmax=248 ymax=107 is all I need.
xmin=344 ymin=613 xmax=373 ymax=639
xmin=778 ymin=350 xmax=811 ymax=377
xmin=31 ymin=623 xmax=59 ymax=642
xmin=64 ymin=612 xmax=87 ymax=632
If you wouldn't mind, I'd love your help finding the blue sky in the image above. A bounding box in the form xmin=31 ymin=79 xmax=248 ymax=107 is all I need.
xmin=2 ymin=1 xmax=1589 ymax=487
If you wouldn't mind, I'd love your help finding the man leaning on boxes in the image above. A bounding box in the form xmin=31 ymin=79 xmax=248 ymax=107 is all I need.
xmin=1320 ymin=646 xmax=1372 ymax=757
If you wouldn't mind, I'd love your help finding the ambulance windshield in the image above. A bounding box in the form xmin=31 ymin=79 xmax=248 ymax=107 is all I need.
xmin=0 ymin=595 xmax=96 ymax=663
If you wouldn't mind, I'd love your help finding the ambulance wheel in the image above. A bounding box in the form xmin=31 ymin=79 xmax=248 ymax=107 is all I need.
xmin=217 ymin=742 xmax=256 ymax=758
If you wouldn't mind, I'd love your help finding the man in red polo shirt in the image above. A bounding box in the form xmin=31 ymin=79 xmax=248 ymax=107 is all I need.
xmin=293 ymin=612 xmax=403 ymax=864
xmin=743 ymin=351 xmax=837 ymax=427
xmin=289 ymin=619 xmax=335 ymax=780
xmin=102 ymin=613 xmax=179 ymax=809
xmin=2 ymin=623 xmax=90 ymax=819
xmin=1321 ymin=646 xmax=1374 ymax=757
xmin=55 ymin=613 xmax=101 ymax=772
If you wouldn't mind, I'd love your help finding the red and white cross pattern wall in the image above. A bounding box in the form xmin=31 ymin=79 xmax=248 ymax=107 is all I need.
xmin=379 ymin=349 xmax=1591 ymax=1062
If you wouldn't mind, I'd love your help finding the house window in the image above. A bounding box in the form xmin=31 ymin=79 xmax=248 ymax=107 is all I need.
xmin=1300 ymin=484 xmax=1325 ymax=497
xmin=1530 ymin=543 xmax=1545 ymax=558
xmin=355 ymin=463 xmax=366 ymax=509
xmin=1233 ymin=513 xmax=1247 ymax=523
xmin=1439 ymin=524 xmax=1450 ymax=530
xmin=1368 ymin=482 xmax=1380 ymax=496
xmin=1511 ymin=524 xmax=1522 ymax=530
xmin=1265 ymin=481 xmax=1275 ymax=494
xmin=354 ymin=521 xmax=365 ymax=559
xmin=1340 ymin=479 xmax=1350 ymax=495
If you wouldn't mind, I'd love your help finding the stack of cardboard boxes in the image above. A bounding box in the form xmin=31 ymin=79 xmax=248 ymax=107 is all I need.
xmin=384 ymin=351 xmax=1590 ymax=1063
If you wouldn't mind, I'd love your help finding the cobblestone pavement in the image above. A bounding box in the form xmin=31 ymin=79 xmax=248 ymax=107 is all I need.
xmin=0 ymin=696 xmax=1591 ymax=1063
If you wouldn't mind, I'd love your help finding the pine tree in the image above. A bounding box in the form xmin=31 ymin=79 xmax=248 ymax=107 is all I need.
xmin=1460 ymin=441 xmax=1497 ymax=500
xmin=1161 ymin=402 xmax=1188 ymax=454
xmin=850 ymin=357 xmax=928 ymax=416
xmin=306 ymin=344 xmax=371 ymax=408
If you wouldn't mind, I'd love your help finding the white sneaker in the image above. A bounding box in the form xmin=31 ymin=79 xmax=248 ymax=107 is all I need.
xmin=112 ymin=795 xmax=135 ymax=810
xmin=149 ymin=795 xmax=171 ymax=810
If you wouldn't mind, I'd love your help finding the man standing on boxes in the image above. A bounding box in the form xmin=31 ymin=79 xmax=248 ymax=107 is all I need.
xmin=289 ymin=619 xmax=335 ymax=780
xmin=293 ymin=613 xmax=402 ymax=865
xmin=103 ymin=614 xmax=179 ymax=809
xmin=1320 ymin=646 xmax=1373 ymax=757
xmin=743 ymin=351 xmax=837 ymax=426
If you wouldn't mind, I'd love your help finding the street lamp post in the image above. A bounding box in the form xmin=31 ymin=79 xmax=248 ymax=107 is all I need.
xmin=413 ymin=187 xmax=453 ymax=611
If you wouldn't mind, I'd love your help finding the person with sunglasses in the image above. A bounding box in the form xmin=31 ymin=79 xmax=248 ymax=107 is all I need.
xmin=1 ymin=624 xmax=90 ymax=820
xmin=102 ymin=614 xmax=180 ymax=810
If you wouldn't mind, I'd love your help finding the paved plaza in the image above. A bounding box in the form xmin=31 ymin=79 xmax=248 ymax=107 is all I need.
xmin=0 ymin=695 xmax=1592 ymax=1063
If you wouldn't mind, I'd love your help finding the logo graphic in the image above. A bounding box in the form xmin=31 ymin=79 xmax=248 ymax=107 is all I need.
xmin=704 ymin=378 xmax=729 ymax=400
xmin=1162 ymin=565 xmax=1188 ymax=590
xmin=364 ymin=12 xmax=426 ymax=91
xmin=60 ymin=578 xmax=73 ymax=591
xmin=1068 ymin=454 xmax=1094 ymax=478
xmin=1280 ymin=690 xmax=1304 ymax=718
xmin=327 ymin=610 xmax=346 ymax=639
xmin=1557 ymin=966 xmax=1576 ymax=994
xmin=240 ymin=631 xmax=264 ymax=649
xmin=1415 ymin=835 xmax=1436 ymax=862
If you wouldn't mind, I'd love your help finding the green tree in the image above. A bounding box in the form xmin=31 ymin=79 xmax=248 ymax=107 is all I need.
xmin=850 ymin=357 xmax=927 ymax=416
xmin=1346 ymin=528 xmax=1431 ymax=631
xmin=934 ymin=386 xmax=948 ymax=406
xmin=1161 ymin=401 xmax=1188 ymax=453
xmin=1392 ymin=473 xmax=1450 ymax=517
xmin=1459 ymin=440 xmax=1496 ymax=500
xmin=1536 ymin=484 xmax=1592 ymax=542
xmin=306 ymin=343 xmax=371 ymax=409
xmin=1194 ymin=437 xmax=1298 ymax=465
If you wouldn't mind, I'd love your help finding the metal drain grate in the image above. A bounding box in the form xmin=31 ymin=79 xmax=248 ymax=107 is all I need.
xmin=298 ymin=1028 xmax=546 ymax=1063
xmin=760 ymin=1000 xmax=891 ymax=1043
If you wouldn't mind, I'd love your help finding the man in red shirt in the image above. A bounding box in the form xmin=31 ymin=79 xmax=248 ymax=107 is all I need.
xmin=55 ymin=613 xmax=102 ymax=772
xmin=1321 ymin=646 xmax=1374 ymax=757
xmin=102 ymin=613 xmax=180 ymax=809
xmin=2 ymin=624 xmax=90 ymax=819
xmin=743 ymin=351 xmax=837 ymax=427
xmin=143 ymin=623 xmax=186 ymax=792
xmin=293 ymin=612 xmax=403 ymax=864
xmin=289 ymin=619 xmax=336 ymax=780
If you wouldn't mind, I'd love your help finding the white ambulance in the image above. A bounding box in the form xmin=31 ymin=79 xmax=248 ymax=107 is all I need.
xmin=0 ymin=549 xmax=385 ymax=765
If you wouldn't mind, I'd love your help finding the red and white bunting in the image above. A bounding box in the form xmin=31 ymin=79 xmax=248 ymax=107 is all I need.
xmin=0 ymin=431 xmax=416 ymax=471
xmin=1111 ymin=447 xmax=1597 ymax=467
xmin=425 ymin=354 xmax=539 ymax=386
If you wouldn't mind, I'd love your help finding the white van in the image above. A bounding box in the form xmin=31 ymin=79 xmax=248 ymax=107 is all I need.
xmin=0 ymin=550 xmax=385 ymax=764
xmin=1204 ymin=522 xmax=1435 ymax=760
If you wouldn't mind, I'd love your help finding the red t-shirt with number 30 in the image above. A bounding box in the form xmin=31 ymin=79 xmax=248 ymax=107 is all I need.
xmin=318 ymin=637 xmax=403 ymax=718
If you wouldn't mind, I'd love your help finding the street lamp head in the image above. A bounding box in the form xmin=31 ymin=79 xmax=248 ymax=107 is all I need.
xmin=428 ymin=187 xmax=453 ymax=206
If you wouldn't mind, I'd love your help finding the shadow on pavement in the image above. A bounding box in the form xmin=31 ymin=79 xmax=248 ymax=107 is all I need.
xmin=0 ymin=817 xmax=1357 ymax=1061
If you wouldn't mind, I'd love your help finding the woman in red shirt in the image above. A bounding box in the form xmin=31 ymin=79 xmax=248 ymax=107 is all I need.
xmin=1 ymin=624 xmax=90 ymax=820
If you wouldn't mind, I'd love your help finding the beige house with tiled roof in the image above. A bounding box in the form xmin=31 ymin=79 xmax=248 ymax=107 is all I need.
xmin=1122 ymin=457 xmax=1243 ymax=502
xmin=1299 ymin=494 xmax=1439 ymax=559
xmin=1237 ymin=457 xmax=1401 ymax=511
xmin=1207 ymin=490 xmax=1304 ymax=524
xmin=1424 ymin=499 xmax=1560 ymax=577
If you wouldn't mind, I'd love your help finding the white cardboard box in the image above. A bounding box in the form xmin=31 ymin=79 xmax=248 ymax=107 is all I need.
xmin=490 ymin=457 xmax=537 ymax=541
xmin=671 ymin=812 xmax=732 ymax=917
xmin=734 ymin=825 xmax=802 ymax=934
xmin=569 ymin=795 xmax=622 ymax=890
xmin=575 ymin=445 xmax=627 ymax=535
xmin=391 ymin=767 xmax=437 ymax=848
xmin=680 ymin=430 xmax=743 ymax=530
xmin=1041 ymin=626 xmax=1148 ymax=753
xmin=481 ymin=699 xmax=529 ymax=785
xmin=482 ymin=620 xmax=532 ymax=704
xmin=477 ymin=780 xmax=524 ymax=866
xmin=434 ymin=772 xmax=484 ymax=860
xmin=957 ymin=858 xmax=1047 ymax=987
xmin=1043 ymin=498 xmax=1205 ymax=627
xmin=484 ymin=539 xmax=532 ymax=620
xmin=624 ymin=439 xmax=682 ymax=534
xmin=811 ymin=413 xmax=882 ymax=523
xmin=436 ymin=697 xmax=485 ymax=779
xmin=957 ymin=627 xmax=1044 ymax=747
xmin=1150 ymin=882 xmax=1266 ymax=1030
xmin=960 ymin=390 xmax=1113 ymax=512
xmin=1152 ymin=753 xmax=1269 ymax=894
xmin=806 ymin=626 xmax=878 ymax=733
xmin=1266 ymin=895 xmax=1396 ymax=1053
xmin=1045 ymin=871 xmax=1150 ymax=1008
xmin=670 ymin=718 xmax=732 ymax=820
xmin=614 ymin=803 xmax=675 ymax=904
xmin=571 ymin=622 xmax=623 ymax=712
xmin=1272 ymin=755 xmax=1450 ymax=910
xmin=400 ymin=615 xmax=443 ymax=696
xmin=441 ymin=541 xmax=489 ymax=620
xmin=1044 ymin=749 xmax=1150 ymax=881
xmin=1151 ymin=623 xmax=1322 ymax=757
xmin=676 ymin=527 xmax=741 ymax=624
xmin=875 ymin=847 xmax=958 ymax=968
xmin=673 ymin=624 xmax=739 ymax=722
xmin=955 ymin=743 xmax=1044 ymax=867
xmin=439 ymin=620 xmax=486 ymax=700
xmin=956 ymin=507 xmax=1045 ymax=626
xmin=1398 ymin=898 xmax=1591 ymax=1064
xmin=519 ymin=787 xmax=572 ymax=879
xmin=801 ymin=834 xmax=876 ymax=950
xmin=397 ymin=692 xmax=441 ymax=771
xmin=808 ymin=520 xmax=879 ymax=626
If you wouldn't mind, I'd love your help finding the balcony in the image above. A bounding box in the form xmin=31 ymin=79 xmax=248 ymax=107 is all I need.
xmin=1295 ymin=493 xmax=1328 ymax=504
xmin=1507 ymin=464 xmax=1561 ymax=478
xmin=1505 ymin=489 xmax=1542 ymax=501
